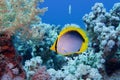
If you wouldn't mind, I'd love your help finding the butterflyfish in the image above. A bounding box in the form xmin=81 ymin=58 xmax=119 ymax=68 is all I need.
xmin=50 ymin=24 xmax=89 ymax=56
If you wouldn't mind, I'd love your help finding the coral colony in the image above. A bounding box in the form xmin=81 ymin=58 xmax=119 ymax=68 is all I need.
xmin=0 ymin=0 xmax=47 ymax=79
xmin=0 ymin=0 xmax=120 ymax=80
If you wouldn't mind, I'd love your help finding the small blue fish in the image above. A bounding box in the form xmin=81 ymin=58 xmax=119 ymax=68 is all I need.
xmin=68 ymin=4 xmax=71 ymax=15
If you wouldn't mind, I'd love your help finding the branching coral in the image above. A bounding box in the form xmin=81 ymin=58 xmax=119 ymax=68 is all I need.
xmin=2 ymin=0 xmax=120 ymax=80
xmin=83 ymin=2 xmax=120 ymax=77
xmin=0 ymin=0 xmax=47 ymax=34
xmin=46 ymin=3 xmax=120 ymax=80
xmin=14 ymin=23 xmax=60 ymax=56
xmin=24 ymin=56 xmax=50 ymax=80
xmin=0 ymin=0 xmax=48 ymax=80
xmin=47 ymin=48 xmax=104 ymax=80
xmin=14 ymin=22 xmax=67 ymax=70
xmin=0 ymin=0 xmax=48 ymax=62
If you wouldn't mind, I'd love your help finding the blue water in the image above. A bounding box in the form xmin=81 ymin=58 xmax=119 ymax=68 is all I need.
xmin=39 ymin=0 xmax=120 ymax=29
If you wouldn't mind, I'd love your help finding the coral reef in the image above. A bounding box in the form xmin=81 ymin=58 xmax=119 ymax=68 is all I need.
xmin=0 ymin=31 xmax=16 ymax=59
xmin=44 ymin=3 xmax=120 ymax=80
xmin=24 ymin=56 xmax=50 ymax=80
xmin=0 ymin=0 xmax=47 ymax=33
xmin=32 ymin=66 xmax=50 ymax=80
xmin=0 ymin=31 xmax=25 ymax=80
xmin=14 ymin=23 xmax=60 ymax=57
xmin=1 ymin=0 xmax=120 ymax=79
xmin=22 ymin=2 xmax=120 ymax=80
xmin=14 ymin=22 xmax=66 ymax=70
xmin=0 ymin=54 xmax=25 ymax=80
xmin=0 ymin=0 xmax=48 ymax=80
xmin=83 ymin=2 xmax=120 ymax=78
xmin=47 ymin=48 xmax=104 ymax=80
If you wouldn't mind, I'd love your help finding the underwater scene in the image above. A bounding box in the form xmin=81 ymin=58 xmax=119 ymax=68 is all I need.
xmin=0 ymin=0 xmax=120 ymax=80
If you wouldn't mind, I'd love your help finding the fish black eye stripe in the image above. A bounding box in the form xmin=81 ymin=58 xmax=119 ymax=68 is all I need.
xmin=55 ymin=38 xmax=58 ymax=53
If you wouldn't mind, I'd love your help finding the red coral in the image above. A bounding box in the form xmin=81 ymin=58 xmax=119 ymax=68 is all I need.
xmin=105 ymin=57 xmax=120 ymax=76
xmin=0 ymin=31 xmax=16 ymax=59
xmin=0 ymin=32 xmax=25 ymax=80
xmin=0 ymin=54 xmax=26 ymax=80
xmin=32 ymin=66 xmax=50 ymax=80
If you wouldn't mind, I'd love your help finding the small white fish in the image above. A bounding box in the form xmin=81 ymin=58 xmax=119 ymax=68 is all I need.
xmin=68 ymin=4 xmax=71 ymax=15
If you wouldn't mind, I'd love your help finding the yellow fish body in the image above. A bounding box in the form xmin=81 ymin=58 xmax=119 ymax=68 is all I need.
xmin=50 ymin=24 xmax=89 ymax=55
